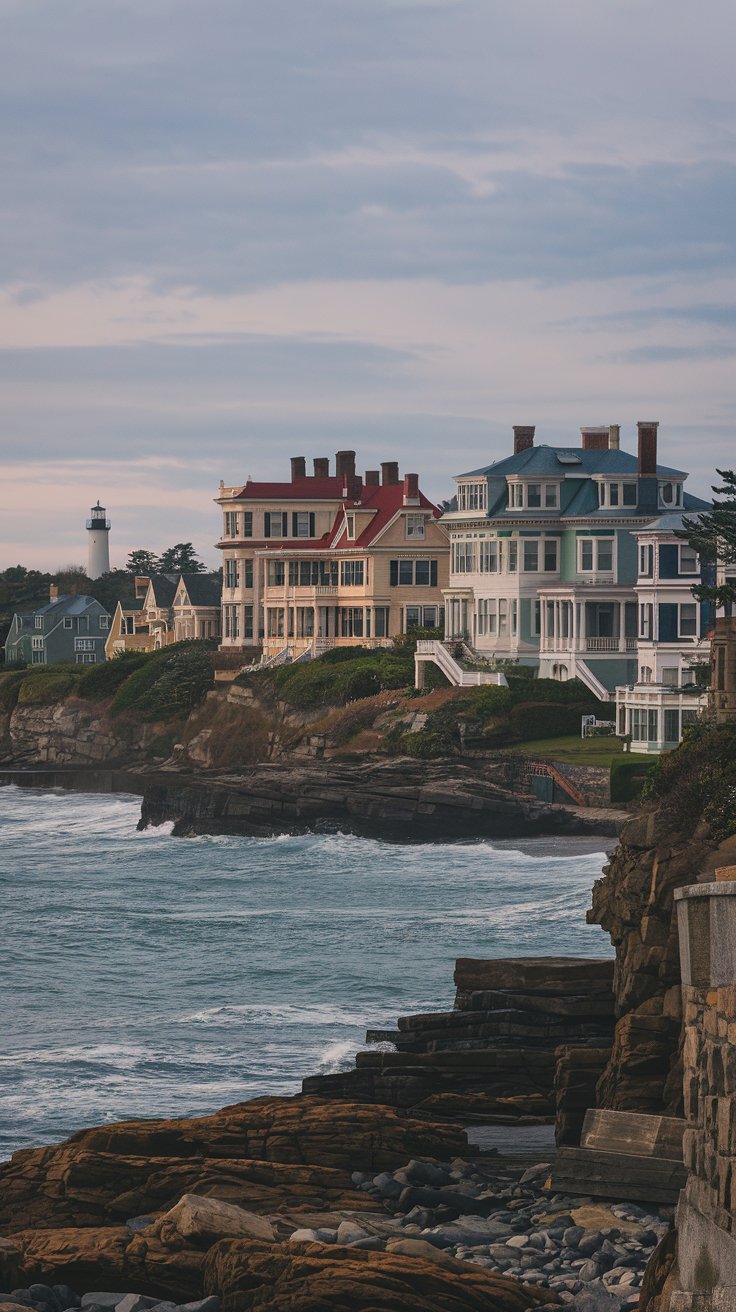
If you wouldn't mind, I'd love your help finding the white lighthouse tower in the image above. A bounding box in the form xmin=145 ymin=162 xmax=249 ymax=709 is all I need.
xmin=86 ymin=501 xmax=111 ymax=578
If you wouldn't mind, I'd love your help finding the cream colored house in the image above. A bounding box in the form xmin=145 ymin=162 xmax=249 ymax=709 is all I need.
xmin=216 ymin=451 xmax=449 ymax=658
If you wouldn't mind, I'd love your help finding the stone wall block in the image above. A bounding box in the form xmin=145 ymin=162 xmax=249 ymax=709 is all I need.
xmin=717 ymin=985 xmax=736 ymax=1015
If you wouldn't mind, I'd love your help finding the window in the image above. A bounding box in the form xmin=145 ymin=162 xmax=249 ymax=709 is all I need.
xmin=631 ymin=708 xmax=659 ymax=743
xmin=390 ymin=559 xmax=438 ymax=586
xmin=264 ymin=511 xmax=288 ymax=538
xmin=340 ymin=560 xmax=365 ymax=586
xmin=35 ymin=616 xmax=43 ymax=629
xmin=452 ymin=540 xmax=475 ymax=573
xmin=640 ymin=666 xmax=652 ymax=683
xmin=340 ymin=607 xmax=364 ymax=637
xmin=578 ymin=537 xmax=614 ymax=574
xmin=74 ymin=639 xmax=95 ymax=651
xmin=296 ymin=607 xmax=314 ymax=638
xmin=374 ymin=607 xmax=390 ymax=637
xmin=244 ymin=511 xmax=253 ymax=537
xmin=63 ymin=617 xmax=73 ymax=629
xmin=640 ymin=603 xmax=653 ymax=639
xmin=267 ymin=607 xmax=285 ymax=638
xmin=32 ymin=650 xmax=45 ymax=664
xmin=405 ymin=607 xmax=420 ymax=631
xmin=498 ymin=599 xmax=508 ymax=636
xmin=660 ymin=481 xmax=682 ymax=508
xmin=406 ymin=514 xmax=425 ymax=539
xmin=243 ymin=605 xmax=253 ymax=640
xmin=543 ymin=540 xmax=558 ymax=572
xmin=622 ymin=483 xmax=637 ymax=506
xmin=662 ymin=667 xmax=679 ymax=686
xmin=244 ymin=560 xmax=253 ymax=588
xmin=422 ymin=606 xmax=438 ymax=628
xmin=599 ymin=481 xmax=637 ymax=508
xmin=75 ymin=653 xmax=96 ymax=664
xmin=507 ymin=481 xmax=558 ymax=510
xmin=664 ymin=709 xmax=680 ymax=743
xmin=224 ymin=606 xmax=240 ymax=639
xmin=545 ymin=484 xmax=560 ymax=509
xmin=225 ymin=559 xmax=239 ymax=589
xmin=479 ymin=540 xmax=500 ymax=572
xmin=292 ymin=511 xmax=315 ymax=538
xmin=639 ymin=544 xmax=654 ymax=577
xmin=682 ymin=709 xmax=699 ymax=731
xmin=345 ymin=514 xmax=356 ymax=540
xmin=680 ymin=604 xmax=698 ymax=638
xmin=457 ymin=481 xmax=487 ymax=512
xmin=523 ymin=541 xmax=539 ymax=572
xmin=527 ymin=483 xmax=542 ymax=509
xmin=267 ymin=560 xmax=285 ymax=586
xmin=507 ymin=541 xmax=517 ymax=572
xmin=31 ymin=637 xmax=44 ymax=650
xmin=99 ymin=615 xmax=109 ymax=630
xmin=679 ymin=546 xmax=698 ymax=575
xmin=532 ymin=600 xmax=541 ymax=637
xmin=508 ymin=482 xmax=523 ymax=509
xmin=224 ymin=511 xmax=239 ymax=537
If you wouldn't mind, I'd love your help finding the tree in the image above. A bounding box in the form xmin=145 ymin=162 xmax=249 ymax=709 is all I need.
xmin=126 ymin=549 xmax=159 ymax=575
xmin=158 ymin=543 xmax=206 ymax=573
xmin=680 ymin=469 xmax=736 ymax=612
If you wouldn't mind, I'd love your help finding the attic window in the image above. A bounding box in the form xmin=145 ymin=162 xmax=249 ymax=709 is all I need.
xmin=556 ymin=451 xmax=582 ymax=465
xmin=346 ymin=513 xmax=356 ymax=540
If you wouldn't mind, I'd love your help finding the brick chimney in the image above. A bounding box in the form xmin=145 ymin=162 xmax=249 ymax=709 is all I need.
xmin=364 ymin=469 xmax=380 ymax=486
xmin=343 ymin=473 xmax=363 ymax=501
xmin=580 ymin=427 xmax=609 ymax=451
xmin=513 ymin=425 xmax=535 ymax=454
xmin=313 ymin=457 xmax=330 ymax=477
xmin=335 ymin=450 xmax=356 ymax=478
xmin=381 ymin=461 xmax=400 ymax=485
xmin=608 ymin=424 xmax=620 ymax=450
xmin=403 ymin=473 xmax=420 ymax=505
xmin=290 ymin=456 xmax=306 ymax=481
xmin=638 ymin=421 xmax=659 ymax=475
xmin=49 ymin=583 xmax=58 ymax=602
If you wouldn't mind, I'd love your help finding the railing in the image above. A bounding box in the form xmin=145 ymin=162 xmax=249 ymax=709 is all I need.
xmin=415 ymin=640 xmax=508 ymax=688
xmin=586 ymin=637 xmax=619 ymax=652
xmin=315 ymin=586 xmax=338 ymax=596
xmin=572 ymin=659 xmax=611 ymax=702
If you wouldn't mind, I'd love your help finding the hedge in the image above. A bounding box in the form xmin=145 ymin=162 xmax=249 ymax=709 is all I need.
xmin=0 ymin=672 xmax=28 ymax=712
xmin=610 ymin=756 xmax=659 ymax=804
xmin=77 ymin=653 xmax=150 ymax=701
xmin=16 ymin=672 xmax=79 ymax=705
xmin=110 ymin=643 xmax=214 ymax=720
xmin=508 ymin=700 xmax=593 ymax=741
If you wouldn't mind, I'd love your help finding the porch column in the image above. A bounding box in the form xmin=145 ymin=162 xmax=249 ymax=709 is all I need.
xmin=618 ymin=600 xmax=626 ymax=652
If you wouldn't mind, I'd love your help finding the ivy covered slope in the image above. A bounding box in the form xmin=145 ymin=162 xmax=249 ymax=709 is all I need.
xmin=643 ymin=719 xmax=736 ymax=842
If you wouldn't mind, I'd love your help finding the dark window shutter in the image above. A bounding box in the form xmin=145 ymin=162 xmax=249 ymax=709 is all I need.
xmin=292 ymin=511 xmax=298 ymax=537
xmin=264 ymin=513 xmax=271 ymax=539
xmin=282 ymin=512 xmax=288 ymax=535
xmin=658 ymin=603 xmax=678 ymax=642
xmin=430 ymin=560 xmax=437 ymax=586
xmin=309 ymin=512 xmax=315 ymax=537
xmin=390 ymin=560 xmax=398 ymax=586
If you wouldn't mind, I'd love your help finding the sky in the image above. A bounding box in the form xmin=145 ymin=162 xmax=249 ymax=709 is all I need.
xmin=1 ymin=0 xmax=735 ymax=570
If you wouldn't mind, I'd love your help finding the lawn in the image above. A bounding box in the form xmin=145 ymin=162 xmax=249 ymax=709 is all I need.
xmin=504 ymin=735 xmax=651 ymax=768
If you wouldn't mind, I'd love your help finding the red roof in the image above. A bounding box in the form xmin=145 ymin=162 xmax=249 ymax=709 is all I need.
xmin=222 ymin=480 xmax=441 ymax=550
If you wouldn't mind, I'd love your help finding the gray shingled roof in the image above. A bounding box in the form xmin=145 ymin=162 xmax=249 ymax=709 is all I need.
xmin=459 ymin=444 xmax=686 ymax=479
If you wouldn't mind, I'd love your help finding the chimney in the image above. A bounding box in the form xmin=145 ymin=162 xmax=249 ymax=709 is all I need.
xmin=381 ymin=461 xmax=400 ymax=485
xmin=364 ymin=469 xmax=380 ymax=486
xmin=335 ymin=450 xmax=356 ymax=478
xmin=580 ymin=427 xmax=610 ymax=451
xmin=49 ymin=583 xmax=58 ymax=602
xmin=638 ymin=421 xmax=659 ymax=475
xmin=313 ymin=457 xmax=330 ymax=477
xmin=290 ymin=456 xmax=306 ymax=481
xmin=608 ymin=424 xmax=620 ymax=450
xmin=403 ymin=472 xmax=420 ymax=505
xmin=344 ymin=473 xmax=363 ymax=502
xmin=513 ymin=425 xmax=535 ymax=454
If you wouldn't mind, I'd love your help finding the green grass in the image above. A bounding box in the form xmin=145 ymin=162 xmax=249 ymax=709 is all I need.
xmin=504 ymin=734 xmax=648 ymax=768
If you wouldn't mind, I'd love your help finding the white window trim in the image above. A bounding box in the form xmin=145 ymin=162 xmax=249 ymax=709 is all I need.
xmin=678 ymin=544 xmax=699 ymax=575
xmin=577 ymin=536 xmax=616 ymax=576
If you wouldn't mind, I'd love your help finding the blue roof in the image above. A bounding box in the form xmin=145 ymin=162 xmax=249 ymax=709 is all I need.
xmin=459 ymin=444 xmax=686 ymax=479
xmin=35 ymin=594 xmax=107 ymax=616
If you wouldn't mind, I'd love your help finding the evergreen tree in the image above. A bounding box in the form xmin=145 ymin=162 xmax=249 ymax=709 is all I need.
xmin=157 ymin=543 xmax=206 ymax=574
xmin=125 ymin=549 xmax=159 ymax=575
xmin=680 ymin=469 xmax=736 ymax=611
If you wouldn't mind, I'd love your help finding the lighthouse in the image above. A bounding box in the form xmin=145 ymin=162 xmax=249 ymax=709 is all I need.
xmin=86 ymin=501 xmax=111 ymax=578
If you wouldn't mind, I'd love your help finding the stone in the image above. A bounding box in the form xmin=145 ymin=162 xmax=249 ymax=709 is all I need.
xmin=286 ymin=1229 xmax=320 ymax=1244
xmin=569 ymin=1286 xmax=625 ymax=1310
xmin=384 ymin=1238 xmax=460 ymax=1268
xmin=203 ymin=1236 xmax=561 ymax=1310
xmin=114 ymin=1299 xmax=160 ymax=1312
xmin=151 ymin=1195 xmax=275 ymax=1247
xmin=335 ymin=1221 xmax=368 ymax=1245
xmin=81 ymin=1298 xmax=130 ymax=1310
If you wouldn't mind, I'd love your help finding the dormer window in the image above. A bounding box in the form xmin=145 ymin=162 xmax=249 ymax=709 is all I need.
xmin=456 ymin=481 xmax=487 ymax=512
xmin=346 ymin=513 xmax=356 ymax=540
xmin=598 ymin=481 xmax=637 ymax=508
xmin=507 ymin=480 xmax=559 ymax=511
xmin=406 ymin=513 xmax=425 ymax=539
xmin=659 ymin=481 xmax=683 ymax=508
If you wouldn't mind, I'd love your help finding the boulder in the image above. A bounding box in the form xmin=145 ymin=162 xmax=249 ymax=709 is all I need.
xmin=149 ymin=1198 xmax=275 ymax=1248
xmin=4 ymin=1228 xmax=204 ymax=1303
xmin=203 ymin=1237 xmax=560 ymax=1311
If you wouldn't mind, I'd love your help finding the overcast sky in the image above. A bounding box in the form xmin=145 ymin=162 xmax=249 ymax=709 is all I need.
xmin=1 ymin=0 xmax=735 ymax=569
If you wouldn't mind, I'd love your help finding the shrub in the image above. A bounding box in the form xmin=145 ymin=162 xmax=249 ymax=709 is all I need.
xmin=610 ymin=756 xmax=659 ymax=804
xmin=508 ymin=700 xmax=592 ymax=741
xmin=16 ymin=672 xmax=78 ymax=705
xmin=506 ymin=675 xmax=599 ymax=705
xmin=336 ymin=665 xmax=381 ymax=701
xmin=77 ymin=653 xmax=150 ymax=701
xmin=0 ymin=672 xmax=27 ymax=711
xmin=467 ymin=685 xmax=514 ymax=719
xmin=643 ymin=722 xmax=736 ymax=841
xmin=110 ymin=642 xmax=213 ymax=721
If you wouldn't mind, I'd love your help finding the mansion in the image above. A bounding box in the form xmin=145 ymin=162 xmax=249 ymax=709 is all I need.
xmin=440 ymin=422 xmax=713 ymax=752
xmin=216 ymin=452 xmax=448 ymax=658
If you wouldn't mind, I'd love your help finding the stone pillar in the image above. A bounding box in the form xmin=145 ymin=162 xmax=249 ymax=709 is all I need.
xmin=673 ymin=870 xmax=736 ymax=1302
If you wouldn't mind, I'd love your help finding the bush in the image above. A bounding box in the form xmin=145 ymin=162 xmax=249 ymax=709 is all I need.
xmin=466 ymin=685 xmax=514 ymax=719
xmin=336 ymin=665 xmax=381 ymax=701
xmin=0 ymin=672 xmax=27 ymax=711
xmin=110 ymin=642 xmax=214 ymax=721
xmin=610 ymin=756 xmax=659 ymax=804
xmin=508 ymin=700 xmax=593 ymax=741
xmin=643 ymin=722 xmax=736 ymax=841
xmin=16 ymin=672 xmax=78 ymax=705
xmin=77 ymin=652 xmax=150 ymax=700
xmin=506 ymin=675 xmax=599 ymax=705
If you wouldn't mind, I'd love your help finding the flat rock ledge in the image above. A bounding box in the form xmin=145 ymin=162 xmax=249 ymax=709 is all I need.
xmin=139 ymin=758 xmax=623 ymax=841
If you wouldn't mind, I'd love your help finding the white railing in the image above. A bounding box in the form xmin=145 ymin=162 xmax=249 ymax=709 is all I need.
xmin=573 ymin=659 xmax=611 ymax=702
xmin=415 ymin=640 xmax=508 ymax=688
xmin=586 ymin=637 xmax=619 ymax=652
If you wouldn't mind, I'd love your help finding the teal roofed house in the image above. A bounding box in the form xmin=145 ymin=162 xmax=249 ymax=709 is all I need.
xmin=435 ymin=422 xmax=712 ymax=745
xmin=4 ymin=587 xmax=112 ymax=667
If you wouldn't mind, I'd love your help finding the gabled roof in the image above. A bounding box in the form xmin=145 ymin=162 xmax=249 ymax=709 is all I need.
xmin=178 ymin=572 xmax=222 ymax=606
xmin=459 ymin=445 xmax=686 ymax=479
xmin=234 ymin=476 xmax=345 ymax=501
xmin=236 ymin=481 xmax=440 ymax=552
xmin=34 ymin=594 xmax=108 ymax=617
xmin=146 ymin=574 xmax=178 ymax=607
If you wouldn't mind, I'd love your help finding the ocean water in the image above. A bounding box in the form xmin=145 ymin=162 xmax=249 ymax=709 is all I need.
xmin=0 ymin=785 xmax=613 ymax=1160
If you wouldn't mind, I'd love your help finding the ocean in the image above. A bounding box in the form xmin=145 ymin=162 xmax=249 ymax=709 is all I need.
xmin=0 ymin=785 xmax=614 ymax=1160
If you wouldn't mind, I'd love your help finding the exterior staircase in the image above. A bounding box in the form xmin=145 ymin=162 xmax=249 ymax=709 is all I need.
xmin=415 ymin=640 xmax=509 ymax=689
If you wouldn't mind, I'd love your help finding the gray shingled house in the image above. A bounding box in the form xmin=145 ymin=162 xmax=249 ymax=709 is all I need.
xmin=4 ymin=588 xmax=112 ymax=666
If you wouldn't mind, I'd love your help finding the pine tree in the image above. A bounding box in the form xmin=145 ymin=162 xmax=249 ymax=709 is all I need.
xmin=680 ymin=469 xmax=736 ymax=610
xmin=157 ymin=543 xmax=206 ymax=573
xmin=125 ymin=549 xmax=159 ymax=575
